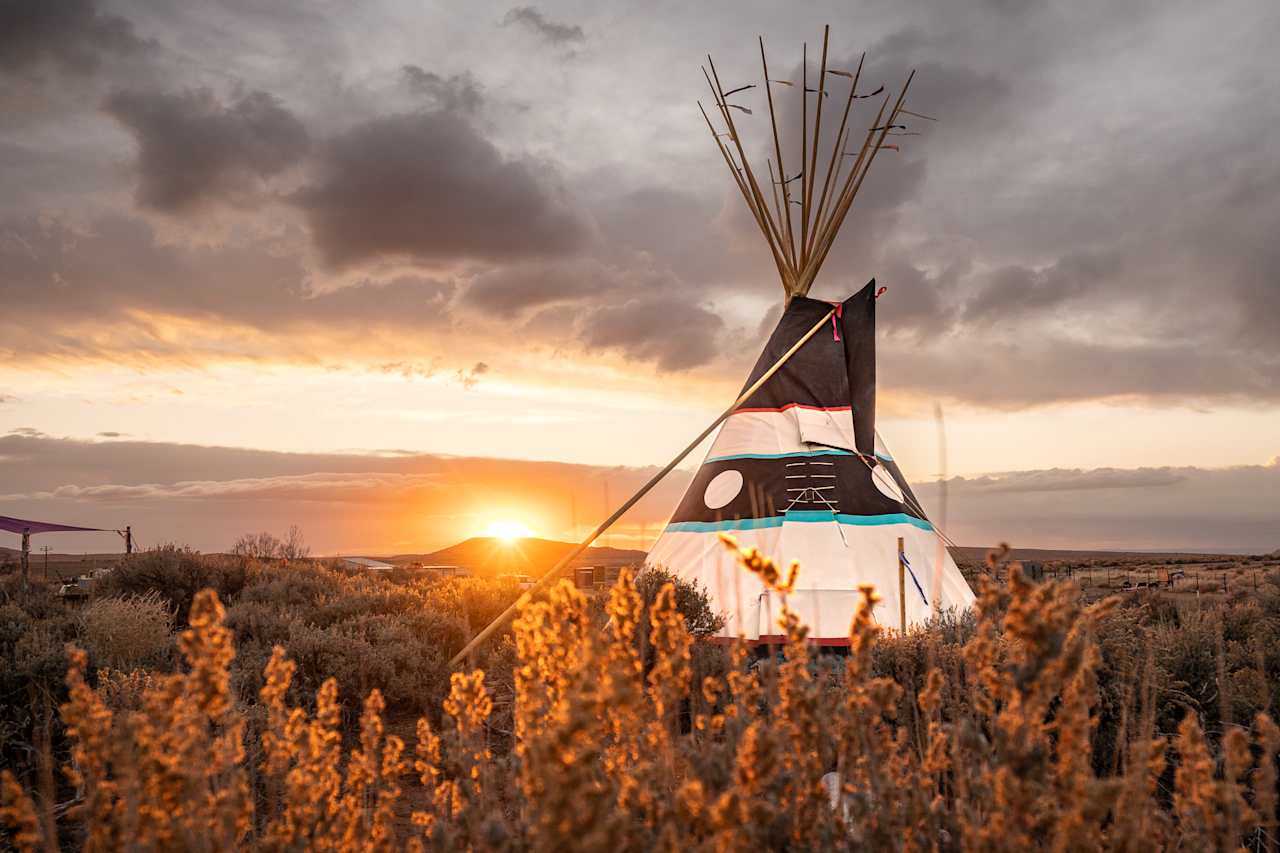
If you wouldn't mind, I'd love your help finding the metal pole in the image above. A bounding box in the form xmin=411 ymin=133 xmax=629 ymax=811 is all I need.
xmin=449 ymin=306 xmax=838 ymax=667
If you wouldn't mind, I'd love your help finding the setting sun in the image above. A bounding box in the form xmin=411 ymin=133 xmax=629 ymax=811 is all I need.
xmin=482 ymin=519 xmax=535 ymax=542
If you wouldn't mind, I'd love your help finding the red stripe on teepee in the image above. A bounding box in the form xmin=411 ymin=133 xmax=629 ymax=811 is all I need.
xmin=734 ymin=403 xmax=853 ymax=414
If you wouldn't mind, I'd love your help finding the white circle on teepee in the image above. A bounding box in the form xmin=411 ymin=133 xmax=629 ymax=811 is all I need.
xmin=871 ymin=464 xmax=905 ymax=503
xmin=703 ymin=470 xmax=744 ymax=509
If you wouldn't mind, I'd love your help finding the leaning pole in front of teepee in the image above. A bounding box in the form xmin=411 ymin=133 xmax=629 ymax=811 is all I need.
xmin=449 ymin=306 xmax=836 ymax=667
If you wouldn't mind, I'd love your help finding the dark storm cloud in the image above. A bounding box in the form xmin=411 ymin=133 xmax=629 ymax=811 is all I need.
xmin=464 ymin=258 xmax=639 ymax=313
xmin=401 ymin=65 xmax=484 ymax=114
xmin=501 ymin=6 xmax=585 ymax=45
xmin=960 ymin=251 xmax=1120 ymax=326
xmin=298 ymin=110 xmax=586 ymax=268
xmin=104 ymin=88 xmax=309 ymax=212
xmin=579 ymin=294 xmax=726 ymax=371
xmin=0 ymin=0 xmax=147 ymax=75
xmin=463 ymin=257 xmax=731 ymax=371
xmin=1 ymin=0 xmax=1278 ymax=404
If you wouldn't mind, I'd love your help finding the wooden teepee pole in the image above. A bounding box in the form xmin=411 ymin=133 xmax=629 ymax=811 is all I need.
xmin=448 ymin=306 xmax=837 ymax=667
xmin=702 ymin=67 xmax=795 ymax=293
xmin=698 ymin=101 xmax=791 ymax=287
xmin=759 ymin=37 xmax=798 ymax=284
xmin=801 ymin=30 xmax=831 ymax=271
xmin=798 ymin=71 xmax=913 ymax=294
xmin=806 ymin=53 xmax=863 ymax=262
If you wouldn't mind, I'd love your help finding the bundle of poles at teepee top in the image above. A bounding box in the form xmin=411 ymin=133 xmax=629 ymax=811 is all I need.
xmin=699 ymin=24 xmax=927 ymax=300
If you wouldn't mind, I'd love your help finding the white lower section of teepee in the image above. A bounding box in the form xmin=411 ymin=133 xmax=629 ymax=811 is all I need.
xmin=645 ymin=517 xmax=975 ymax=642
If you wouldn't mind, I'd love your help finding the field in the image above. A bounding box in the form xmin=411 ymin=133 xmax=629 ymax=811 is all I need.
xmin=952 ymin=547 xmax=1280 ymax=604
xmin=2 ymin=541 xmax=1279 ymax=850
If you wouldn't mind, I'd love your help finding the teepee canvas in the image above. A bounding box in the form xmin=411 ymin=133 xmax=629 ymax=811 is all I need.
xmin=646 ymin=283 xmax=975 ymax=641
xmin=645 ymin=28 xmax=975 ymax=641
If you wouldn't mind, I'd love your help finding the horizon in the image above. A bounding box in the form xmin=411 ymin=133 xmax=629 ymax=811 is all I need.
xmin=3 ymin=1 xmax=1279 ymax=558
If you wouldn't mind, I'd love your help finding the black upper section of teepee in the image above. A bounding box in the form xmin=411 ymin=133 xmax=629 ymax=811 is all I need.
xmin=739 ymin=280 xmax=876 ymax=455
xmin=660 ymin=280 xmax=937 ymax=528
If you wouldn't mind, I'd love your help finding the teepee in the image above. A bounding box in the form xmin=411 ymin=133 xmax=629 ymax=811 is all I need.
xmin=450 ymin=27 xmax=974 ymax=666
xmin=644 ymin=28 xmax=975 ymax=641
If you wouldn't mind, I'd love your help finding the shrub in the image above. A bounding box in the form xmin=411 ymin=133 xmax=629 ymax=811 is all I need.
xmin=6 ymin=562 xmax=1280 ymax=851
xmin=96 ymin=545 xmax=248 ymax=624
xmin=633 ymin=565 xmax=726 ymax=638
xmin=6 ymin=556 xmax=1280 ymax=850
xmin=421 ymin=575 xmax=526 ymax=635
xmin=80 ymin=591 xmax=174 ymax=670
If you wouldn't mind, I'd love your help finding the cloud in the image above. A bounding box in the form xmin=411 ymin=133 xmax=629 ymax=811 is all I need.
xmin=456 ymin=362 xmax=489 ymax=390
xmin=2 ymin=0 xmax=1280 ymax=410
xmin=12 ymin=471 xmax=446 ymax=503
xmin=960 ymin=251 xmax=1119 ymax=326
xmin=2 ymin=433 xmax=1277 ymax=554
xmin=464 ymin=258 xmax=636 ymax=313
xmin=579 ymin=293 xmax=726 ymax=371
xmin=104 ymin=88 xmax=309 ymax=212
xmin=0 ymin=433 xmax=689 ymax=553
xmin=297 ymin=110 xmax=586 ymax=268
xmin=949 ymin=467 xmax=1187 ymax=494
xmin=401 ymin=66 xmax=484 ymax=115
xmin=0 ymin=0 xmax=147 ymax=75
xmin=882 ymin=336 xmax=1280 ymax=408
xmin=0 ymin=213 xmax=467 ymax=367
xmin=501 ymin=7 xmax=585 ymax=45
xmin=915 ymin=461 xmax=1280 ymax=553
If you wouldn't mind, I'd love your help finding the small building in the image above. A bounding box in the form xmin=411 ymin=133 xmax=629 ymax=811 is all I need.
xmin=417 ymin=564 xmax=468 ymax=579
xmin=498 ymin=573 xmax=536 ymax=589
xmin=341 ymin=557 xmax=395 ymax=572
xmin=57 ymin=567 xmax=114 ymax=600
xmin=573 ymin=565 xmax=623 ymax=591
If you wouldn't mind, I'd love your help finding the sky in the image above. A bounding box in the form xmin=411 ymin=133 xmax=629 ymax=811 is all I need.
xmin=1 ymin=0 xmax=1278 ymax=556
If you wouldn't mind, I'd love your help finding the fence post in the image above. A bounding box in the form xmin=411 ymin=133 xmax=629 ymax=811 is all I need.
xmin=897 ymin=537 xmax=906 ymax=634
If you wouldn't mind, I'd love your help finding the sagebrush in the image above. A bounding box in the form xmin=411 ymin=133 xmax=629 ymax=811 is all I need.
xmin=2 ymin=542 xmax=1278 ymax=850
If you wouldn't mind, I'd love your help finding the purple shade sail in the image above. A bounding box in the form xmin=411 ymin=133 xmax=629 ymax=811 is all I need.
xmin=0 ymin=514 xmax=114 ymax=536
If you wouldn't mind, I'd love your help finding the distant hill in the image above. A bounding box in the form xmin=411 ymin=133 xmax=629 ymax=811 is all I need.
xmin=387 ymin=537 xmax=647 ymax=579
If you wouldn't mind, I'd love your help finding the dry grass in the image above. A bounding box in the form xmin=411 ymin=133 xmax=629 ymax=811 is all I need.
xmin=2 ymin=545 xmax=1279 ymax=850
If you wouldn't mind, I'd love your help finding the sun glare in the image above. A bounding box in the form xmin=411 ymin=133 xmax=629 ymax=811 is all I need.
xmin=483 ymin=519 xmax=535 ymax=542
